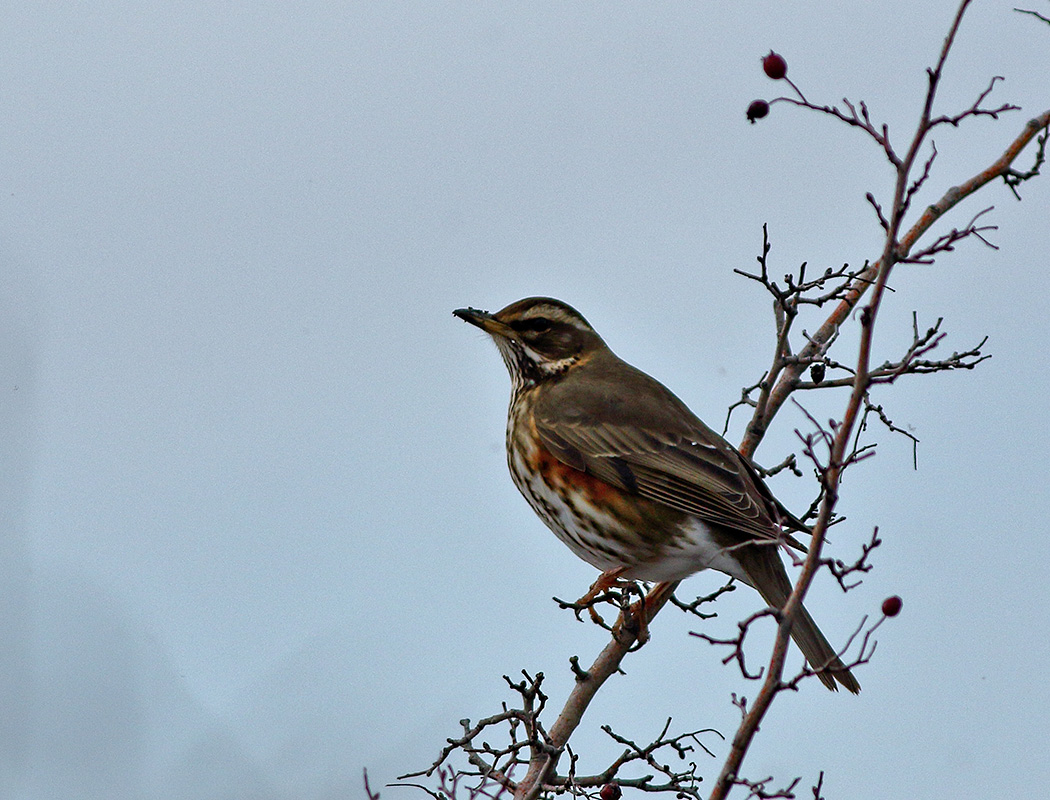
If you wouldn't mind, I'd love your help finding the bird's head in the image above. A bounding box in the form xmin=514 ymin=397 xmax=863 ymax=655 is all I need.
xmin=454 ymin=297 xmax=605 ymax=390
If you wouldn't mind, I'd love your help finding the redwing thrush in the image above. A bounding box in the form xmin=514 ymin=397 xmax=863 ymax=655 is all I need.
xmin=454 ymin=297 xmax=859 ymax=693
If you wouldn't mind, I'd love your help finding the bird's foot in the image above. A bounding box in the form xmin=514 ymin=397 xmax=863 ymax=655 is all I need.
xmin=556 ymin=568 xmax=652 ymax=642
xmin=618 ymin=580 xmax=678 ymax=646
xmin=556 ymin=567 xmax=632 ymax=628
xmin=616 ymin=595 xmax=651 ymax=645
xmin=576 ymin=567 xmax=633 ymax=605
xmin=578 ymin=568 xmax=653 ymax=645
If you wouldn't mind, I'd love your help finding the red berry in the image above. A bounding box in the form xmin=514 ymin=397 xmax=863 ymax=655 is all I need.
xmin=600 ymin=783 xmax=622 ymax=800
xmin=763 ymin=51 xmax=787 ymax=80
xmin=882 ymin=596 xmax=903 ymax=617
xmin=746 ymin=100 xmax=769 ymax=123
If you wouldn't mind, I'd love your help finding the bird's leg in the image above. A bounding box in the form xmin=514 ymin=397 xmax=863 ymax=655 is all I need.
xmin=624 ymin=580 xmax=679 ymax=645
xmin=576 ymin=568 xmax=655 ymax=645
xmin=620 ymin=594 xmax=651 ymax=645
xmin=576 ymin=566 xmax=632 ymax=605
xmin=573 ymin=567 xmax=633 ymax=627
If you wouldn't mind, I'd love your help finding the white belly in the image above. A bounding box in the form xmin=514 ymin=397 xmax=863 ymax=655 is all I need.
xmin=621 ymin=517 xmax=752 ymax=585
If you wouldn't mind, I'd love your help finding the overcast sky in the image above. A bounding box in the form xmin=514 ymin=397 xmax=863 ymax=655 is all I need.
xmin=2 ymin=2 xmax=1048 ymax=798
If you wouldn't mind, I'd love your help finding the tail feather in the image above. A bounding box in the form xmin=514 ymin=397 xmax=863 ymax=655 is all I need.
xmin=738 ymin=545 xmax=861 ymax=694
xmin=790 ymin=601 xmax=861 ymax=694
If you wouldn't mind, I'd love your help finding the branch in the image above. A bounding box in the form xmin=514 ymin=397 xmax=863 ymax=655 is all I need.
xmin=1014 ymin=6 xmax=1050 ymax=25
xmin=823 ymin=528 xmax=882 ymax=592
xmin=712 ymin=2 xmax=1029 ymax=797
xmin=364 ymin=768 xmax=382 ymax=800
xmin=741 ymin=109 xmax=1049 ymax=457
xmin=512 ymin=95 xmax=1049 ymax=800
xmin=403 ymin=4 xmax=1047 ymax=798
xmin=691 ymin=608 xmax=779 ymax=682
xmin=512 ymin=582 xmax=681 ymax=798
xmin=669 ymin=580 xmax=739 ymax=620
xmin=397 ymin=671 xmax=550 ymax=796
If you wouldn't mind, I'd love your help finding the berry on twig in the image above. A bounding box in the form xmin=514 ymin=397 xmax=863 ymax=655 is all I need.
xmin=763 ymin=51 xmax=787 ymax=80
xmin=747 ymin=100 xmax=769 ymax=123
xmin=882 ymin=596 xmax=903 ymax=617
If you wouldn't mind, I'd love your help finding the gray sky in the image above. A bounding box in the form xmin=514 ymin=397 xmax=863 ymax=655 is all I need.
xmin=3 ymin=2 xmax=1048 ymax=798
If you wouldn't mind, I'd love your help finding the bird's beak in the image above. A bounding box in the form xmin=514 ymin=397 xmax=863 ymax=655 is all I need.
xmin=453 ymin=307 xmax=513 ymax=338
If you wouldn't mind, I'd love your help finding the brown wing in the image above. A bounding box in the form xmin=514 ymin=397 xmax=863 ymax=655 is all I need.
xmin=534 ymin=352 xmax=806 ymax=544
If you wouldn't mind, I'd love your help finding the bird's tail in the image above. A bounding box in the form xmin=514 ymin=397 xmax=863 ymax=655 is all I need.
xmin=742 ymin=546 xmax=861 ymax=694
xmin=786 ymin=598 xmax=861 ymax=693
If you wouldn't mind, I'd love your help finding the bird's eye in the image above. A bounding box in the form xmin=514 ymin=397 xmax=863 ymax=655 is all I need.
xmin=512 ymin=317 xmax=552 ymax=334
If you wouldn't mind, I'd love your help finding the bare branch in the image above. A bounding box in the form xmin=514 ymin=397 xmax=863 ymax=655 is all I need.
xmin=1002 ymin=121 xmax=1048 ymax=198
xmin=1014 ymin=6 xmax=1050 ymax=25
xmin=690 ymin=607 xmax=779 ymax=682
xmin=711 ymin=5 xmax=1022 ymax=797
xmin=927 ymin=76 xmax=1019 ymax=129
xmin=780 ymin=614 xmax=881 ymax=693
xmin=856 ymin=400 xmax=919 ymax=469
xmin=771 ymin=94 xmax=900 ymax=166
xmin=812 ymin=771 xmax=826 ymax=800
xmin=364 ymin=768 xmax=382 ymax=800
xmin=744 ymin=95 xmax=1049 ymax=456
xmin=397 ymin=670 xmax=551 ymax=795
xmin=901 ymin=206 xmax=999 ymax=264
xmin=901 ymin=141 xmax=938 ymax=219
xmin=823 ymin=528 xmax=882 ymax=592
xmin=403 ymin=4 xmax=1047 ymax=798
xmin=669 ymin=580 xmax=738 ymax=620
xmin=731 ymin=774 xmax=802 ymax=800
xmin=866 ymin=192 xmax=890 ymax=230
xmin=753 ymin=453 xmax=804 ymax=479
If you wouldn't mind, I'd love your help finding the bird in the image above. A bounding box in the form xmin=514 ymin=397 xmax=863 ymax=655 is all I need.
xmin=454 ymin=296 xmax=859 ymax=693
